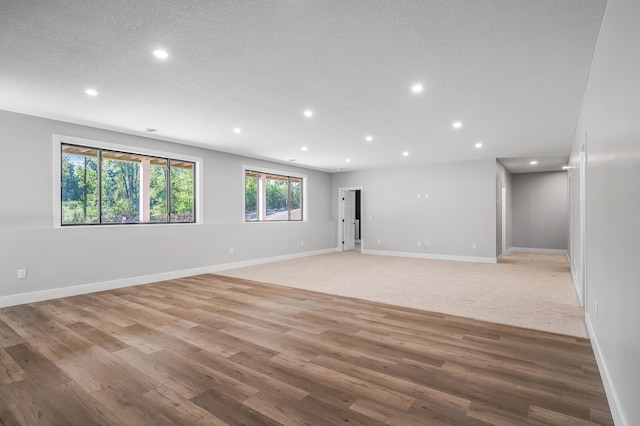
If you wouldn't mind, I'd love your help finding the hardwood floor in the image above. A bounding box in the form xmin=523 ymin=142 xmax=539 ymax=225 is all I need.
xmin=0 ymin=274 xmax=613 ymax=425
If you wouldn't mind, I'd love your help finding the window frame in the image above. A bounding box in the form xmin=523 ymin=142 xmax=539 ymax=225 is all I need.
xmin=53 ymin=134 xmax=203 ymax=227
xmin=242 ymin=165 xmax=307 ymax=223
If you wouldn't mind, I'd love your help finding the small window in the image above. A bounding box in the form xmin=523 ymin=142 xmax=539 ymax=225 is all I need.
xmin=244 ymin=169 xmax=304 ymax=222
xmin=61 ymin=143 xmax=196 ymax=225
xmin=170 ymin=160 xmax=195 ymax=223
xmin=62 ymin=146 xmax=99 ymax=224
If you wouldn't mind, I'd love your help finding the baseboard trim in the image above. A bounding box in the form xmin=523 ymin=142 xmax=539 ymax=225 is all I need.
xmin=207 ymin=248 xmax=339 ymax=273
xmin=571 ymin=269 xmax=584 ymax=307
xmin=0 ymin=248 xmax=338 ymax=308
xmin=511 ymin=247 xmax=568 ymax=255
xmin=360 ymin=249 xmax=497 ymax=264
xmin=586 ymin=314 xmax=628 ymax=426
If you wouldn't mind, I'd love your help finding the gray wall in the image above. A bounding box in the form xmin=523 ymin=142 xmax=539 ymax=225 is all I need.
xmin=331 ymin=159 xmax=497 ymax=259
xmin=511 ymin=171 xmax=568 ymax=250
xmin=496 ymin=160 xmax=512 ymax=257
xmin=568 ymin=0 xmax=640 ymax=423
xmin=0 ymin=110 xmax=336 ymax=299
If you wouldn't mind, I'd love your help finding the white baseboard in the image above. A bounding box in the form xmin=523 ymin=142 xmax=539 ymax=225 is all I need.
xmin=571 ymin=269 xmax=584 ymax=307
xmin=207 ymin=247 xmax=339 ymax=273
xmin=360 ymin=249 xmax=497 ymax=264
xmin=0 ymin=248 xmax=338 ymax=308
xmin=586 ymin=314 xmax=628 ymax=426
xmin=510 ymin=247 xmax=568 ymax=255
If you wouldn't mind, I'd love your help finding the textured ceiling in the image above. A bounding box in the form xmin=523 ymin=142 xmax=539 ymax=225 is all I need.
xmin=0 ymin=0 xmax=605 ymax=173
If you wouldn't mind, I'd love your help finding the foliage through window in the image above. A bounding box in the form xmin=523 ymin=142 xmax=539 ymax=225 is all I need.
xmin=61 ymin=144 xmax=195 ymax=225
xmin=245 ymin=170 xmax=303 ymax=221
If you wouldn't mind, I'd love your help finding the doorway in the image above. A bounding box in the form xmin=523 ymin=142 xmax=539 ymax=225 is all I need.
xmin=501 ymin=185 xmax=507 ymax=255
xmin=339 ymin=187 xmax=362 ymax=252
xmin=579 ymin=139 xmax=587 ymax=307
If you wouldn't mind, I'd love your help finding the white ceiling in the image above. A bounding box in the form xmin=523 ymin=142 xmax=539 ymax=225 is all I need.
xmin=0 ymin=0 xmax=605 ymax=173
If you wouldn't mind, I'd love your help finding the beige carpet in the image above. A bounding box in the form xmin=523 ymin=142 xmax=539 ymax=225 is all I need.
xmin=219 ymin=250 xmax=587 ymax=337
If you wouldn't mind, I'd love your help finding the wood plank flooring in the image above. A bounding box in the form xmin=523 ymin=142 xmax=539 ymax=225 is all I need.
xmin=0 ymin=274 xmax=613 ymax=425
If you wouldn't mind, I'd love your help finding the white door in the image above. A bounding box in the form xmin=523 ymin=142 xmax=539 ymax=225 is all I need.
xmin=343 ymin=190 xmax=356 ymax=251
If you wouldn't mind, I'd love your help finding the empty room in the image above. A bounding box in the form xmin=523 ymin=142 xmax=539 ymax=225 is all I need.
xmin=0 ymin=1 xmax=638 ymax=425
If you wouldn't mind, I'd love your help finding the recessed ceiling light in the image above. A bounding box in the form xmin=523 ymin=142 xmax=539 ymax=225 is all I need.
xmin=475 ymin=142 xmax=483 ymax=148
xmin=411 ymin=84 xmax=424 ymax=93
xmin=345 ymin=158 xmax=351 ymax=163
xmin=303 ymin=110 xmax=313 ymax=118
xmin=365 ymin=136 xmax=373 ymax=142
xmin=153 ymin=49 xmax=169 ymax=59
xmin=402 ymin=151 xmax=409 ymax=157
xmin=530 ymin=160 xmax=538 ymax=165
xmin=233 ymin=127 xmax=242 ymax=134
xmin=452 ymin=121 xmax=462 ymax=129
xmin=301 ymin=146 xmax=308 ymax=151
xmin=145 ymin=128 xmax=157 ymax=133
xmin=84 ymin=88 xmax=98 ymax=97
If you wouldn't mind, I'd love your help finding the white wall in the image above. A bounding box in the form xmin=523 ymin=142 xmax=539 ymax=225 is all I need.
xmin=511 ymin=171 xmax=568 ymax=251
xmin=0 ymin=110 xmax=336 ymax=304
xmin=568 ymin=0 xmax=640 ymax=423
xmin=331 ymin=159 xmax=497 ymax=261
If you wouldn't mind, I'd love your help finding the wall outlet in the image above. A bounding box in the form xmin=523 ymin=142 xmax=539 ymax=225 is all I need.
xmin=425 ymin=241 xmax=429 ymax=247
xmin=17 ymin=269 xmax=27 ymax=279
xmin=472 ymin=243 xmax=477 ymax=249
xmin=300 ymin=240 xmax=304 ymax=246
xmin=417 ymin=241 xmax=421 ymax=247
xmin=417 ymin=193 xmax=421 ymax=199
xmin=424 ymin=193 xmax=429 ymax=199
xmin=229 ymin=248 xmax=234 ymax=255
xmin=377 ymin=240 xmax=381 ymax=245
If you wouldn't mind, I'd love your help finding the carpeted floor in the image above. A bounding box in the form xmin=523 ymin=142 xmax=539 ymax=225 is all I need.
xmin=219 ymin=250 xmax=587 ymax=337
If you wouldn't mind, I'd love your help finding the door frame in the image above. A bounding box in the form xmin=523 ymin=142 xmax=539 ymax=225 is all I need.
xmin=338 ymin=186 xmax=363 ymax=252
xmin=579 ymin=137 xmax=588 ymax=309
xmin=501 ymin=185 xmax=507 ymax=256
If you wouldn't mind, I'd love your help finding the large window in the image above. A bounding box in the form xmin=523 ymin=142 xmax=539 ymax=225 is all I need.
xmin=244 ymin=169 xmax=304 ymax=221
xmin=61 ymin=143 xmax=195 ymax=225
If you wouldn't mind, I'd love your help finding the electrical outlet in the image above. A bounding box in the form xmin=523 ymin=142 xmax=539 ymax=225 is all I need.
xmin=300 ymin=240 xmax=304 ymax=246
xmin=472 ymin=243 xmax=477 ymax=249
xmin=417 ymin=193 xmax=421 ymax=199
xmin=229 ymin=248 xmax=234 ymax=255
xmin=17 ymin=269 xmax=27 ymax=279
xmin=417 ymin=241 xmax=421 ymax=246
xmin=424 ymin=193 xmax=429 ymax=199
xmin=425 ymin=241 xmax=429 ymax=247
xmin=377 ymin=240 xmax=381 ymax=245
